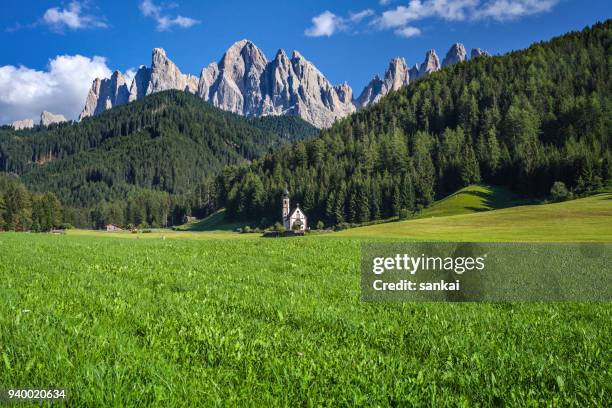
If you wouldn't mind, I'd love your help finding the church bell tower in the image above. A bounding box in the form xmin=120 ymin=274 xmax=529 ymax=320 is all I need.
xmin=282 ymin=189 xmax=290 ymax=227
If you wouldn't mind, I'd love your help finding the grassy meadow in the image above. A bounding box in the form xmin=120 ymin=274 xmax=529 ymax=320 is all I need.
xmin=338 ymin=191 xmax=612 ymax=242
xmin=1 ymin=192 xmax=611 ymax=406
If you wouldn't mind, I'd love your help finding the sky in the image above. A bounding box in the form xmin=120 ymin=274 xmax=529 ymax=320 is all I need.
xmin=0 ymin=0 xmax=610 ymax=125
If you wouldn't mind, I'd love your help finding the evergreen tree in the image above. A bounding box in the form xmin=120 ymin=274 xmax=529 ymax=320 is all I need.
xmin=460 ymin=145 xmax=481 ymax=185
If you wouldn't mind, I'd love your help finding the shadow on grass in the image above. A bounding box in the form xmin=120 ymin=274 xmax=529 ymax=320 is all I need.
xmin=456 ymin=185 xmax=516 ymax=210
xmin=176 ymin=210 xmax=252 ymax=232
xmin=464 ymin=206 xmax=489 ymax=212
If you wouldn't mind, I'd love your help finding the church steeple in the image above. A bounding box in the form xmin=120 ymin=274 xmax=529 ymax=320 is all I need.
xmin=282 ymin=189 xmax=290 ymax=222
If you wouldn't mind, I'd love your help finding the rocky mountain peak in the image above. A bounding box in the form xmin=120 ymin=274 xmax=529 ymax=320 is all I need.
xmin=40 ymin=111 xmax=67 ymax=127
xmin=471 ymin=48 xmax=490 ymax=59
xmin=197 ymin=62 xmax=219 ymax=101
xmin=275 ymin=49 xmax=288 ymax=59
xmin=355 ymin=76 xmax=384 ymax=109
xmin=384 ymin=57 xmax=409 ymax=92
xmin=79 ymin=39 xmax=483 ymax=128
xmin=421 ymin=50 xmax=441 ymax=76
xmin=273 ymin=49 xmax=291 ymax=69
xmin=221 ymin=39 xmax=268 ymax=68
xmin=80 ymin=70 xmax=130 ymax=120
xmin=147 ymin=47 xmax=196 ymax=95
xmin=409 ymin=64 xmax=420 ymax=81
xmin=151 ymin=48 xmax=167 ymax=64
xmin=356 ymin=56 xmax=409 ymax=109
xmin=11 ymin=118 xmax=35 ymax=130
xmin=129 ymin=66 xmax=152 ymax=102
xmin=335 ymin=82 xmax=353 ymax=104
xmin=442 ymin=43 xmax=467 ymax=67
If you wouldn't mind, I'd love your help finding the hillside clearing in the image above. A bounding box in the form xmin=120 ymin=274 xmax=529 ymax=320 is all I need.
xmin=336 ymin=193 xmax=612 ymax=242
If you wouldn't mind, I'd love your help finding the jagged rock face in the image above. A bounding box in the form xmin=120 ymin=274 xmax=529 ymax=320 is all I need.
xmin=284 ymin=51 xmax=355 ymax=128
xmin=147 ymin=48 xmax=195 ymax=95
xmin=40 ymin=111 xmax=67 ymax=127
xmin=384 ymin=57 xmax=409 ymax=92
xmin=442 ymin=43 xmax=467 ymax=67
xmin=471 ymin=48 xmax=490 ymax=59
xmin=356 ymin=57 xmax=409 ymax=109
xmin=260 ymin=49 xmax=296 ymax=114
xmin=185 ymin=75 xmax=199 ymax=94
xmin=197 ymin=41 xmax=355 ymax=128
xmin=80 ymin=42 xmax=355 ymax=128
xmin=129 ymin=66 xmax=151 ymax=102
xmin=355 ymin=76 xmax=383 ymax=109
xmin=409 ymin=64 xmax=420 ymax=82
xmin=221 ymin=40 xmax=268 ymax=115
xmin=81 ymin=50 xmax=193 ymax=120
xmin=335 ymin=82 xmax=353 ymax=105
xmin=409 ymin=50 xmax=441 ymax=81
xmin=12 ymin=119 xmax=34 ymax=130
xmin=80 ymin=71 xmax=129 ymax=119
xmin=420 ymin=50 xmax=441 ymax=77
xmin=79 ymin=41 xmax=482 ymax=128
xmin=197 ymin=63 xmax=219 ymax=101
xmin=202 ymin=40 xmax=268 ymax=115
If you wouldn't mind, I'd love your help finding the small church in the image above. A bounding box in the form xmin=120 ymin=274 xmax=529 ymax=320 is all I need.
xmin=282 ymin=189 xmax=307 ymax=231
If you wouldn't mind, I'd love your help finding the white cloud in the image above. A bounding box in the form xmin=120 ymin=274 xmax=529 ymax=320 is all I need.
xmin=376 ymin=0 xmax=479 ymax=29
xmin=124 ymin=68 xmax=137 ymax=86
xmin=0 ymin=55 xmax=116 ymax=124
xmin=42 ymin=1 xmax=107 ymax=31
xmin=305 ymin=11 xmax=342 ymax=37
xmin=139 ymin=0 xmax=200 ymax=31
xmin=380 ymin=0 xmax=394 ymax=5
xmin=395 ymin=26 xmax=422 ymax=37
xmin=473 ymin=0 xmax=559 ymax=21
xmin=348 ymin=9 xmax=375 ymax=23
xmin=373 ymin=0 xmax=559 ymax=38
xmin=305 ymin=9 xmax=375 ymax=37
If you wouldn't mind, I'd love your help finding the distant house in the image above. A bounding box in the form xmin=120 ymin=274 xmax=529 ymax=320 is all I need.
xmin=106 ymin=224 xmax=122 ymax=232
xmin=282 ymin=189 xmax=307 ymax=231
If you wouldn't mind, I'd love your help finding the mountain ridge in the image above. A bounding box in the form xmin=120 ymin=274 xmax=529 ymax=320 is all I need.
xmin=80 ymin=41 xmax=488 ymax=128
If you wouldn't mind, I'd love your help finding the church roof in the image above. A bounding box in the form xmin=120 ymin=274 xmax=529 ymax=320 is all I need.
xmin=288 ymin=204 xmax=306 ymax=219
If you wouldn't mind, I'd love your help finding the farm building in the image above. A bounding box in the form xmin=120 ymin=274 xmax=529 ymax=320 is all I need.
xmin=282 ymin=189 xmax=307 ymax=231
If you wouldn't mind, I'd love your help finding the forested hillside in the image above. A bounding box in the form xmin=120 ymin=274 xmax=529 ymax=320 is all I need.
xmin=248 ymin=116 xmax=319 ymax=142
xmin=0 ymin=91 xmax=316 ymax=228
xmin=218 ymin=20 xmax=611 ymax=227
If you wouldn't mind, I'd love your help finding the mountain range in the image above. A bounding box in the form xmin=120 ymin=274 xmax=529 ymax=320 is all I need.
xmin=11 ymin=111 xmax=67 ymax=130
xmin=79 ymin=41 xmax=488 ymax=128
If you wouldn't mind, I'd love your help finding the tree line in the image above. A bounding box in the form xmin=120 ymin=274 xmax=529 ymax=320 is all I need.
xmin=0 ymin=174 xmax=62 ymax=231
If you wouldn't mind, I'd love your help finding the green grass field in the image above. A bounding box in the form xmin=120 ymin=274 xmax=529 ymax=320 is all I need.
xmin=338 ymin=192 xmax=612 ymax=242
xmin=1 ymin=194 xmax=611 ymax=406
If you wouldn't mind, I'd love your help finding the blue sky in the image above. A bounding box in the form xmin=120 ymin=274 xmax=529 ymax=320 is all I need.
xmin=0 ymin=0 xmax=610 ymax=124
